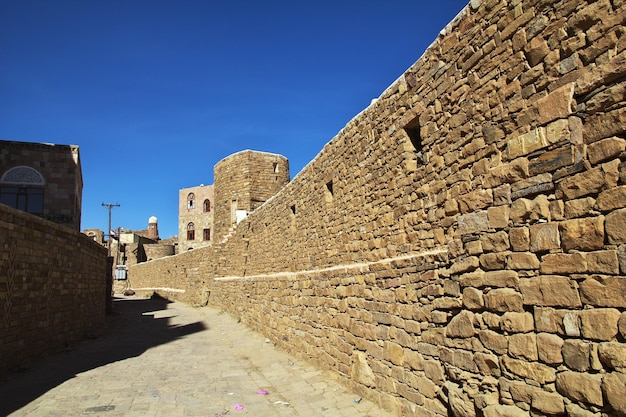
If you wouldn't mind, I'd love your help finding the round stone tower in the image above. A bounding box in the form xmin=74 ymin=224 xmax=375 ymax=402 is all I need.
xmin=148 ymin=215 xmax=159 ymax=240
xmin=213 ymin=150 xmax=289 ymax=243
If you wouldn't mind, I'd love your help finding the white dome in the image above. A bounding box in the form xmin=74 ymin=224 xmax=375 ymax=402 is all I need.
xmin=149 ymin=216 xmax=158 ymax=224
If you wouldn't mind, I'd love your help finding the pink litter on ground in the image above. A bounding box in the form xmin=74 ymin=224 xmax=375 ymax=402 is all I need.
xmin=256 ymin=390 xmax=269 ymax=395
xmin=234 ymin=404 xmax=245 ymax=410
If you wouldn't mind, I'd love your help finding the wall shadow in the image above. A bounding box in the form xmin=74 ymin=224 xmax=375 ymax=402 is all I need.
xmin=0 ymin=295 xmax=207 ymax=415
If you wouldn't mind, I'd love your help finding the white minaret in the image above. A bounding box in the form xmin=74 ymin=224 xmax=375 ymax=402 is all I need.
xmin=148 ymin=216 xmax=159 ymax=240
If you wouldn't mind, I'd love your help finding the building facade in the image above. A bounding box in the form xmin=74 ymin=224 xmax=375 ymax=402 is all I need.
xmin=0 ymin=140 xmax=82 ymax=231
xmin=178 ymin=184 xmax=214 ymax=251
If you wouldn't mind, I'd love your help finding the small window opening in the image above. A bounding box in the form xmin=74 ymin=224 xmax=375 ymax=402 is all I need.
xmin=203 ymin=228 xmax=211 ymax=241
xmin=273 ymin=162 xmax=279 ymax=173
xmin=203 ymin=199 xmax=211 ymax=212
xmin=290 ymin=205 xmax=296 ymax=215
xmin=404 ymin=116 xmax=424 ymax=164
xmin=325 ymin=181 xmax=334 ymax=203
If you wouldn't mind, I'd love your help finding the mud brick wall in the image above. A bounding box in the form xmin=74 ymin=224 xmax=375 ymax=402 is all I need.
xmin=130 ymin=0 xmax=626 ymax=415
xmin=0 ymin=203 xmax=107 ymax=376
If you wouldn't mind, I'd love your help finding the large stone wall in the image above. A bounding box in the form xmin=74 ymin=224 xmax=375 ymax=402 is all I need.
xmin=130 ymin=0 xmax=626 ymax=415
xmin=0 ymin=203 xmax=108 ymax=376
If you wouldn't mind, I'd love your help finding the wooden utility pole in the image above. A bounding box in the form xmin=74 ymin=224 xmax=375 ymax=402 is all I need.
xmin=101 ymin=202 xmax=120 ymax=256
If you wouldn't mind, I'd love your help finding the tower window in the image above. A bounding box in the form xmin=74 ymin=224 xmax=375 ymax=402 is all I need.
xmin=187 ymin=193 xmax=195 ymax=209
xmin=187 ymin=222 xmax=195 ymax=240
xmin=273 ymin=162 xmax=279 ymax=173
xmin=203 ymin=199 xmax=211 ymax=212
xmin=203 ymin=228 xmax=211 ymax=241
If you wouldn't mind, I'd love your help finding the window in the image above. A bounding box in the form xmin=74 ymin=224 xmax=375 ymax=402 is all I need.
xmin=0 ymin=186 xmax=44 ymax=214
xmin=325 ymin=180 xmax=334 ymax=203
xmin=203 ymin=199 xmax=211 ymax=212
xmin=0 ymin=166 xmax=46 ymax=215
xmin=273 ymin=162 xmax=279 ymax=173
xmin=403 ymin=116 xmax=425 ymax=166
xmin=203 ymin=228 xmax=211 ymax=241
xmin=187 ymin=222 xmax=195 ymax=240
xmin=187 ymin=193 xmax=195 ymax=209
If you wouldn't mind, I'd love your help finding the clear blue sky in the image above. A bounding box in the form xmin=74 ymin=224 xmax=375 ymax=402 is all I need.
xmin=1 ymin=0 xmax=467 ymax=238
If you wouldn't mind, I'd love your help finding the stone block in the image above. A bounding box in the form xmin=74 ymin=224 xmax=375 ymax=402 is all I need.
xmin=487 ymin=206 xmax=510 ymax=229
xmin=559 ymin=216 xmax=605 ymax=251
xmin=586 ymin=250 xmax=619 ymax=274
xmin=480 ymin=252 xmax=507 ymax=270
xmin=501 ymin=312 xmax=534 ymax=333
xmin=580 ymin=276 xmax=626 ymax=307
xmin=598 ymin=342 xmax=626 ymax=371
xmin=524 ymin=36 xmax=550 ymax=67
xmin=509 ymin=227 xmax=530 ymax=251
xmin=493 ymin=184 xmax=512 ymax=206
xmin=556 ymin=159 xmax=620 ymax=200
xmin=458 ymin=269 xmax=485 ymax=288
xmin=481 ymin=231 xmax=510 ymax=253
xmin=459 ymin=189 xmax=494 ymax=214
xmin=501 ymin=356 xmax=556 ymax=384
xmin=458 ymin=211 xmax=490 ymax=235
xmin=509 ymin=333 xmax=538 ymax=360
xmin=602 ymin=372 xmax=626 ymax=417
xmin=450 ymin=256 xmax=480 ymax=275
xmin=483 ymin=404 xmax=528 ymax=417
xmin=564 ymin=197 xmax=596 ymax=218
xmin=588 ymin=136 xmax=626 ymax=165
xmin=446 ymin=310 xmax=475 ymax=338
xmin=541 ymin=252 xmax=586 ymax=274
xmin=529 ymin=223 xmax=560 ymax=252
xmin=537 ymin=333 xmax=563 ymax=365
xmin=510 ymin=195 xmax=550 ymax=224
xmin=506 ymin=252 xmax=540 ymax=270
xmin=479 ymin=329 xmax=508 ymax=355
xmin=484 ymin=288 xmax=523 ymax=313
xmin=597 ymin=185 xmax=626 ymax=212
xmin=607 ymin=208 xmax=626 ymax=244
xmin=351 ymin=351 xmax=376 ymax=387
xmin=485 ymin=159 xmax=529 ymax=188
xmin=483 ymin=270 xmax=519 ymax=288
xmin=507 ymin=128 xmax=549 ymax=160
xmin=529 ymin=145 xmax=576 ymax=176
xmin=384 ymin=341 xmax=404 ymax=366
xmin=556 ymin=371 xmax=603 ymax=407
xmin=579 ymin=308 xmax=620 ymax=341
xmin=462 ymin=287 xmax=484 ymax=310
xmin=562 ymin=339 xmax=593 ymax=371
xmin=519 ymin=276 xmax=582 ymax=307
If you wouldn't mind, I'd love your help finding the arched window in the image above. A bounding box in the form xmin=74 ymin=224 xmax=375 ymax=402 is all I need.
xmin=187 ymin=193 xmax=195 ymax=209
xmin=0 ymin=166 xmax=45 ymax=214
xmin=187 ymin=222 xmax=195 ymax=240
xmin=203 ymin=199 xmax=211 ymax=212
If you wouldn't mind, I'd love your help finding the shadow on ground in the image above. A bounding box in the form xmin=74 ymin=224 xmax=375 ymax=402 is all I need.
xmin=0 ymin=295 xmax=206 ymax=416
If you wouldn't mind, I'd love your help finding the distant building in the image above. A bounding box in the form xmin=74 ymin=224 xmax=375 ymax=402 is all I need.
xmin=179 ymin=184 xmax=214 ymax=251
xmin=0 ymin=139 xmax=82 ymax=231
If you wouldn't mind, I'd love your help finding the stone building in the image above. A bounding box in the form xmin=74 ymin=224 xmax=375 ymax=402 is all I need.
xmin=213 ymin=150 xmax=290 ymax=243
xmin=178 ymin=184 xmax=214 ymax=251
xmin=0 ymin=139 xmax=82 ymax=231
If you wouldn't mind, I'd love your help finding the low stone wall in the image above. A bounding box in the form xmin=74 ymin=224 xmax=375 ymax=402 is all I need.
xmin=130 ymin=0 xmax=626 ymax=415
xmin=0 ymin=203 xmax=108 ymax=376
xmin=128 ymin=247 xmax=211 ymax=305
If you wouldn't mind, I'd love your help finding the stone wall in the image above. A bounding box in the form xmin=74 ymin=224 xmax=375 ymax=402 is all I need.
xmin=130 ymin=0 xmax=626 ymax=415
xmin=129 ymin=247 xmax=211 ymax=305
xmin=0 ymin=203 xmax=108 ymax=376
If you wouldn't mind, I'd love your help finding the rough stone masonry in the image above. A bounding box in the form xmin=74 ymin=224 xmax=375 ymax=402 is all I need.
xmin=130 ymin=0 xmax=626 ymax=415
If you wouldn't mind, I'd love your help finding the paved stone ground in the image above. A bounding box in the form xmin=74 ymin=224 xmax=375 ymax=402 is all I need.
xmin=0 ymin=295 xmax=393 ymax=417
